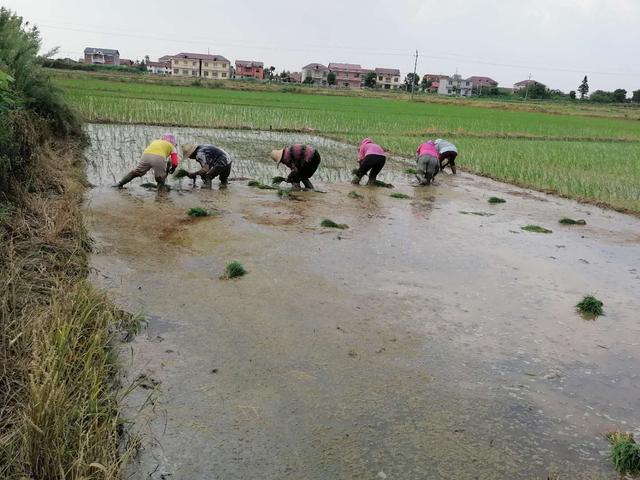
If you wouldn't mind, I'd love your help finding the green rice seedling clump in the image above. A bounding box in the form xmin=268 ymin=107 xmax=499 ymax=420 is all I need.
xmin=223 ymin=261 xmax=247 ymax=279
xmin=173 ymin=168 xmax=191 ymax=179
xmin=247 ymin=180 xmax=276 ymax=190
xmin=459 ymin=211 xmax=494 ymax=216
xmin=272 ymin=176 xmax=287 ymax=185
xmin=348 ymin=191 xmax=363 ymax=199
xmin=321 ymin=219 xmax=349 ymax=229
xmin=373 ymin=180 xmax=394 ymax=188
xmin=521 ymin=225 xmax=552 ymax=233
xmin=559 ymin=217 xmax=587 ymax=225
xmin=488 ymin=196 xmax=506 ymax=204
xmin=187 ymin=207 xmax=209 ymax=217
xmin=605 ymin=432 xmax=640 ymax=475
xmin=140 ymin=182 xmax=157 ymax=189
xmin=576 ymin=295 xmax=604 ymax=317
xmin=390 ymin=192 xmax=411 ymax=199
xmin=277 ymin=188 xmax=290 ymax=198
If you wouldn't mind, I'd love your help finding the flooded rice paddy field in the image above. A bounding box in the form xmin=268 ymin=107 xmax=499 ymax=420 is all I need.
xmin=84 ymin=124 xmax=640 ymax=479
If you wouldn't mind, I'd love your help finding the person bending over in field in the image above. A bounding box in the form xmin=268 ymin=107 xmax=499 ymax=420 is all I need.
xmin=181 ymin=143 xmax=233 ymax=188
xmin=113 ymin=133 xmax=178 ymax=188
xmin=352 ymin=138 xmax=386 ymax=185
xmin=270 ymin=144 xmax=321 ymax=191
xmin=415 ymin=140 xmax=440 ymax=186
xmin=435 ymin=138 xmax=458 ymax=174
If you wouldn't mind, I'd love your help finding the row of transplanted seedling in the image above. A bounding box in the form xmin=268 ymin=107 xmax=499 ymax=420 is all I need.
xmin=84 ymin=123 xmax=411 ymax=187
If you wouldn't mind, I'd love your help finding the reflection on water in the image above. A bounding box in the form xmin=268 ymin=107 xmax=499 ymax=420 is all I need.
xmin=85 ymin=123 xmax=413 ymax=187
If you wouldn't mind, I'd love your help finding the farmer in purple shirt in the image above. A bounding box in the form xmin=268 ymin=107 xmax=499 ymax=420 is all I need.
xmin=270 ymin=144 xmax=321 ymax=191
xmin=352 ymin=138 xmax=386 ymax=185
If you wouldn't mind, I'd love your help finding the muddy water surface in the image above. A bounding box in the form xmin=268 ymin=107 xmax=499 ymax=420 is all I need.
xmin=84 ymin=124 xmax=640 ymax=479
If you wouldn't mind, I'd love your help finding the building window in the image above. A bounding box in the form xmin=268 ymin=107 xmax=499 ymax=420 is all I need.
xmin=173 ymin=69 xmax=179 ymax=75
xmin=204 ymin=71 xmax=209 ymax=77
xmin=378 ymin=76 xmax=383 ymax=81
xmin=182 ymin=69 xmax=188 ymax=75
xmin=212 ymin=72 xmax=218 ymax=77
xmin=204 ymin=62 xmax=209 ymax=67
xmin=222 ymin=72 xmax=227 ymax=78
xmin=394 ymin=77 xmax=398 ymax=82
xmin=192 ymin=61 xmax=196 ymax=66
xmin=222 ymin=63 xmax=227 ymax=68
xmin=192 ymin=70 xmax=197 ymax=76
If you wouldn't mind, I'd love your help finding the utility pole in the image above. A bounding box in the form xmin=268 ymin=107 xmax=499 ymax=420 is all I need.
xmin=524 ymin=72 xmax=532 ymax=100
xmin=410 ymin=49 xmax=418 ymax=99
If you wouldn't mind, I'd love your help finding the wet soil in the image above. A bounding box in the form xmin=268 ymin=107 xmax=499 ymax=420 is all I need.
xmin=84 ymin=124 xmax=640 ymax=479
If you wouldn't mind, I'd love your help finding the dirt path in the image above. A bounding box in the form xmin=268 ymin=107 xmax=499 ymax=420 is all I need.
xmin=85 ymin=125 xmax=639 ymax=479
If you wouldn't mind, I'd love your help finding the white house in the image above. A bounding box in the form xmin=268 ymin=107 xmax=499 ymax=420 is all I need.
xmin=437 ymin=74 xmax=473 ymax=97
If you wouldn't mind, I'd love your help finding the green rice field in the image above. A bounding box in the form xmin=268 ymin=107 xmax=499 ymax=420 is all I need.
xmin=54 ymin=74 xmax=640 ymax=212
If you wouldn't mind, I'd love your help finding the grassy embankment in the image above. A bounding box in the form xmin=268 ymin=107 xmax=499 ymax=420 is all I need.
xmin=54 ymin=69 xmax=640 ymax=213
xmin=1 ymin=9 xmax=136 ymax=479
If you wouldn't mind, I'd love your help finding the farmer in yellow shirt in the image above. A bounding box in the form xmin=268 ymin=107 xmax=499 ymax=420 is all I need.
xmin=113 ymin=133 xmax=179 ymax=188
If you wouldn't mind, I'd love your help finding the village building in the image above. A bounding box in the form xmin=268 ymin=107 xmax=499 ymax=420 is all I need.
xmin=375 ymin=68 xmax=401 ymax=89
xmin=301 ymin=63 xmax=329 ymax=86
xmin=170 ymin=53 xmax=231 ymax=79
xmin=437 ymin=74 xmax=473 ymax=96
xmin=468 ymin=76 xmax=498 ymax=93
xmin=83 ymin=47 xmax=120 ymax=65
xmin=147 ymin=61 xmax=171 ymax=75
xmin=235 ymin=60 xmax=264 ymax=80
xmin=513 ymin=79 xmax=541 ymax=91
xmin=327 ymin=63 xmax=367 ymax=88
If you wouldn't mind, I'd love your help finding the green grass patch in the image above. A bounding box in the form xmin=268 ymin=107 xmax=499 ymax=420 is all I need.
xmin=390 ymin=192 xmax=411 ymax=199
xmin=187 ymin=207 xmax=209 ymax=217
xmin=576 ymin=295 xmax=604 ymax=317
xmin=521 ymin=224 xmax=552 ymax=233
xmin=348 ymin=191 xmax=363 ymax=199
xmin=222 ymin=261 xmax=247 ymax=279
xmin=559 ymin=217 xmax=587 ymax=225
xmin=488 ymin=196 xmax=507 ymax=204
xmin=321 ymin=219 xmax=349 ymax=229
xmin=606 ymin=432 xmax=640 ymax=475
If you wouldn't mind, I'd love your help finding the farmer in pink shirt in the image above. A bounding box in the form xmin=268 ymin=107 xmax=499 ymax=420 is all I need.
xmin=352 ymin=138 xmax=387 ymax=185
xmin=415 ymin=140 xmax=440 ymax=185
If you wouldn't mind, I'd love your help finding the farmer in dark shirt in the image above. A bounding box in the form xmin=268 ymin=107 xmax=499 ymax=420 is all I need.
xmin=181 ymin=143 xmax=232 ymax=187
xmin=270 ymin=144 xmax=321 ymax=191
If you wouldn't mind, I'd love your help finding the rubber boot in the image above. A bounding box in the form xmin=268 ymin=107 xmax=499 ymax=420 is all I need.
xmin=351 ymin=174 xmax=362 ymax=185
xmin=113 ymin=171 xmax=136 ymax=188
xmin=302 ymin=178 xmax=314 ymax=190
xmin=366 ymin=174 xmax=378 ymax=186
xmin=290 ymin=182 xmax=302 ymax=191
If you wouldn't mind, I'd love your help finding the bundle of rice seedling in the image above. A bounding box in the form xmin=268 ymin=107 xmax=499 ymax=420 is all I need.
xmin=605 ymin=432 xmax=640 ymax=474
xmin=140 ymin=182 xmax=157 ymax=189
xmin=187 ymin=207 xmax=209 ymax=217
xmin=521 ymin=225 xmax=552 ymax=233
xmin=277 ymin=188 xmax=290 ymax=198
xmin=576 ymin=295 xmax=604 ymax=317
xmin=222 ymin=261 xmax=247 ymax=279
xmin=373 ymin=180 xmax=394 ymax=188
xmin=272 ymin=176 xmax=287 ymax=185
xmin=173 ymin=168 xmax=191 ymax=179
xmin=488 ymin=196 xmax=506 ymax=204
xmin=348 ymin=191 xmax=363 ymax=199
xmin=321 ymin=219 xmax=348 ymax=229
xmin=559 ymin=218 xmax=587 ymax=225
xmin=390 ymin=192 xmax=411 ymax=199
xmin=247 ymin=180 xmax=276 ymax=190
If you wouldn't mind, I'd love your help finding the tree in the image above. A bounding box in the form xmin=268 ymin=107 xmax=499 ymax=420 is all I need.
xmin=578 ymin=76 xmax=589 ymax=99
xmin=327 ymin=71 xmax=336 ymax=86
xmin=279 ymin=70 xmax=291 ymax=82
xmin=632 ymin=90 xmax=640 ymax=103
xmin=517 ymin=82 xmax=549 ymax=99
xmin=364 ymin=71 xmax=377 ymax=88
xmin=569 ymin=90 xmax=576 ymax=100
xmin=589 ymin=90 xmax=614 ymax=103
xmin=612 ymin=88 xmax=627 ymax=102
xmin=404 ymin=73 xmax=419 ymax=91
xmin=303 ymin=75 xmax=313 ymax=85
xmin=420 ymin=76 xmax=430 ymax=92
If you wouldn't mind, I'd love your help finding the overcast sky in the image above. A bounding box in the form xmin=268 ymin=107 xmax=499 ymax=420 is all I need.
xmin=4 ymin=0 xmax=639 ymax=93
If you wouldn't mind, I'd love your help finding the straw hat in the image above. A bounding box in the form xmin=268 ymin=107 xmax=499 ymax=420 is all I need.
xmin=270 ymin=149 xmax=284 ymax=163
xmin=181 ymin=143 xmax=197 ymax=159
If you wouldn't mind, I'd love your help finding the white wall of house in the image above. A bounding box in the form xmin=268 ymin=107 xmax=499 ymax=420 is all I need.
xmin=438 ymin=75 xmax=473 ymax=96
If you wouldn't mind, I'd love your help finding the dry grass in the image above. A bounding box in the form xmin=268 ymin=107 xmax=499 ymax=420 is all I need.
xmin=0 ymin=144 xmax=137 ymax=479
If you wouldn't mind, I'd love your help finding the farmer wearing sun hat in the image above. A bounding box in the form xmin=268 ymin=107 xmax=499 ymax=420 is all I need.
xmin=270 ymin=144 xmax=321 ymax=191
xmin=180 ymin=143 xmax=233 ymax=187
xmin=352 ymin=138 xmax=386 ymax=185
xmin=113 ymin=133 xmax=178 ymax=188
